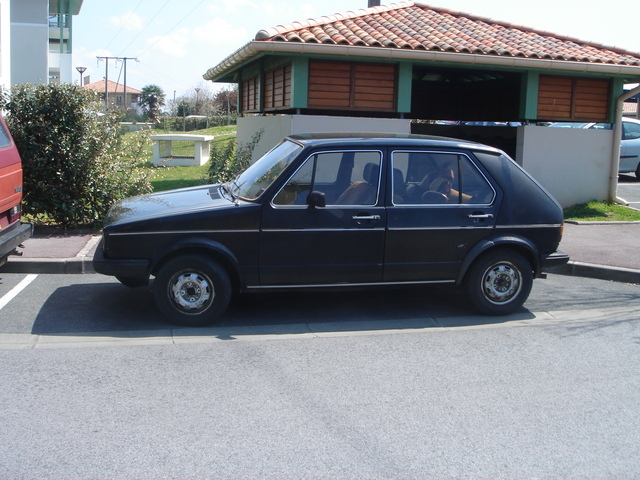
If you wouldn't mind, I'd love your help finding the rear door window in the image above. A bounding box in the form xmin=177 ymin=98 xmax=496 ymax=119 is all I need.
xmin=392 ymin=151 xmax=494 ymax=205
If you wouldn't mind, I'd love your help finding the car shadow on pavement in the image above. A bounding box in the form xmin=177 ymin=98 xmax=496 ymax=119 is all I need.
xmin=618 ymin=173 xmax=640 ymax=183
xmin=29 ymin=280 xmax=531 ymax=337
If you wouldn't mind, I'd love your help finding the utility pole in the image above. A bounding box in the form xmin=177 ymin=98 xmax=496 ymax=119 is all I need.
xmin=97 ymin=56 xmax=138 ymax=111
xmin=119 ymin=57 xmax=138 ymax=112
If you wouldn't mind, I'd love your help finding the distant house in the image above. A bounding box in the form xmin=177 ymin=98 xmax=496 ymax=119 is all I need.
xmin=82 ymin=79 xmax=142 ymax=110
xmin=203 ymin=1 xmax=640 ymax=207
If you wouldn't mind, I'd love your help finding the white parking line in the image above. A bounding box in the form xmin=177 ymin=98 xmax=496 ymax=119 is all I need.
xmin=0 ymin=274 xmax=38 ymax=311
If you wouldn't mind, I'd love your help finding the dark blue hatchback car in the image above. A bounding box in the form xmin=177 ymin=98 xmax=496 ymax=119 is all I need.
xmin=94 ymin=133 xmax=569 ymax=326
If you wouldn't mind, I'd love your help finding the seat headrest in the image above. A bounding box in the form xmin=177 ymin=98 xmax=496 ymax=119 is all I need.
xmin=363 ymin=163 xmax=379 ymax=184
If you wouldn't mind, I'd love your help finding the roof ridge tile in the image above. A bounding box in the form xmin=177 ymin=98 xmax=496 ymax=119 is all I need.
xmin=255 ymin=1 xmax=413 ymax=40
xmin=413 ymin=1 xmax=640 ymax=58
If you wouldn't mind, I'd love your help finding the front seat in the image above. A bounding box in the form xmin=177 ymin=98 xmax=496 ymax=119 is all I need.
xmin=335 ymin=163 xmax=379 ymax=205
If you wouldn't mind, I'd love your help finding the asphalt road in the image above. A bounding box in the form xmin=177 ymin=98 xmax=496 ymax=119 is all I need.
xmin=618 ymin=173 xmax=640 ymax=208
xmin=1 ymin=273 xmax=639 ymax=479
xmin=0 ymin=272 xmax=639 ymax=337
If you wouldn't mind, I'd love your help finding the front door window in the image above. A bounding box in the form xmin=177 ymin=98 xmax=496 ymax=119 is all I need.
xmin=273 ymin=150 xmax=381 ymax=206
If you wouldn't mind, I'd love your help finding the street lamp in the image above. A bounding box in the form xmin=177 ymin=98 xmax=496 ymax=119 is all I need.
xmin=195 ymin=87 xmax=201 ymax=115
xmin=76 ymin=66 xmax=87 ymax=86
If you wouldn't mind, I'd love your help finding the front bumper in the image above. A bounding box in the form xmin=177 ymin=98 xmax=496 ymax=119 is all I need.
xmin=92 ymin=238 xmax=150 ymax=278
xmin=0 ymin=222 xmax=33 ymax=262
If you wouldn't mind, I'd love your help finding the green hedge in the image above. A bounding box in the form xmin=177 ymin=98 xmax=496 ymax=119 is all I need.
xmin=2 ymin=83 xmax=153 ymax=227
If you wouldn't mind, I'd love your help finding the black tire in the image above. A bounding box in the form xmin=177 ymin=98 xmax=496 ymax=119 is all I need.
xmin=635 ymin=162 xmax=640 ymax=180
xmin=153 ymin=255 xmax=231 ymax=327
xmin=116 ymin=276 xmax=149 ymax=288
xmin=466 ymin=250 xmax=533 ymax=316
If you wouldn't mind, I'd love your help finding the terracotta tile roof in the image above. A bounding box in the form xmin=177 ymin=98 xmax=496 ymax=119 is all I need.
xmin=82 ymin=79 xmax=142 ymax=94
xmin=254 ymin=1 xmax=640 ymax=66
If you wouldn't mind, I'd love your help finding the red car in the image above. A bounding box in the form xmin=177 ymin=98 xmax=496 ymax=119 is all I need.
xmin=0 ymin=115 xmax=32 ymax=267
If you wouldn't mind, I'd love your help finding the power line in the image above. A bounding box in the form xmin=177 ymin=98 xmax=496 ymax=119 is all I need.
xmin=103 ymin=0 xmax=146 ymax=52
xmin=116 ymin=0 xmax=171 ymax=57
xmin=135 ymin=0 xmax=208 ymax=58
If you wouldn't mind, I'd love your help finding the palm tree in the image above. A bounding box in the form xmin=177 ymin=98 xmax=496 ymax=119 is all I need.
xmin=139 ymin=84 xmax=165 ymax=122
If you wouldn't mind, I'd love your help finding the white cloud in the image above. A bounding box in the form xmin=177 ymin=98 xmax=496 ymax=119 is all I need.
xmin=192 ymin=18 xmax=248 ymax=46
xmin=223 ymin=0 xmax=255 ymax=13
xmin=145 ymin=29 xmax=191 ymax=58
xmin=109 ymin=12 xmax=144 ymax=31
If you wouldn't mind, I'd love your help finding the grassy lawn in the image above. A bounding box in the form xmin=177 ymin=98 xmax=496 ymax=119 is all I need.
xmin=150 ymin=164 xmax=210 ymax=191
xmin=564 ymin=201 xmax=640 ymax=222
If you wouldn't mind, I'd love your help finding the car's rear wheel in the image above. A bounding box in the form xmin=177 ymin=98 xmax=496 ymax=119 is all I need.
xmin=635 ymin=162 xmax=640 ymax=180
xmin=466 ymin=250 xmax=533 ymax=316
xmin=153 ymin=255 xmax=231 ymax=326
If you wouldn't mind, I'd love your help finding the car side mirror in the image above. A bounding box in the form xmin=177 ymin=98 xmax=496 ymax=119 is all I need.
xmin=307 ymin=191 xmax=326 ymax=210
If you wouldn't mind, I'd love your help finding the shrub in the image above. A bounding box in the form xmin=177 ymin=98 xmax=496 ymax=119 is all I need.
xmin=207 ymin=129 xmax=263 ymax=184
xmin=2 ymin=83 xmax=153 ymax=227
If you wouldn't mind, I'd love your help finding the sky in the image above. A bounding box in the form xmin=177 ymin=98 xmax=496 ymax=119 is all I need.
xmin=72 ymin=0 xmax=640 ymax=101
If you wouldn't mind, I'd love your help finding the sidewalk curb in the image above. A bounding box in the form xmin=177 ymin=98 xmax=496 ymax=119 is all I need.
xmin=1 ymin=257 xmax=95 ymax=274
xmin=550 ymin=261 xmax=640 ymax=284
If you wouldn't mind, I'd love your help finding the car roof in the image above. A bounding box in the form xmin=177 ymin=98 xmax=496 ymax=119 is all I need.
xmin=286 ymin=132 xmax=503 ymax=154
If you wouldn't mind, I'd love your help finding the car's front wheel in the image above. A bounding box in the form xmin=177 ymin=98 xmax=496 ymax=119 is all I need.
xmin=153 ymin=255 xmax=231 ymax=326
xmin=466 ymin=250 xmax=533 ymax=316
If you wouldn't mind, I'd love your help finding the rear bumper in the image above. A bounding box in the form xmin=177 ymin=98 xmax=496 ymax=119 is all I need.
xmin=92 ymin=238 xmax=149 ymax=278
xmin=0 ymin=222 xmax=33 ymax=261
xmin=540 ymin=250 xmax=570 ymax=271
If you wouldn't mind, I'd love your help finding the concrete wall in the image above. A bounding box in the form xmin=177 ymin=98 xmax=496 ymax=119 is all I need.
xmin=238 ymin=115 xmax=411 ymax=162
xmin=516 ymin=126 xmax=613 ymax=208
xmin=0 ymin=0 xmax=10 ymax=91
xmin=10 ymin=0 xmax=48 ymax=84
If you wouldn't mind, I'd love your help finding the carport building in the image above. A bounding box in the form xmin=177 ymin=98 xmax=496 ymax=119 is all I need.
xmin=203 ymin=1 xmax=640 ymax=207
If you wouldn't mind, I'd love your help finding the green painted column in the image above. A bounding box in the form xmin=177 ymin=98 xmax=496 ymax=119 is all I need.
xmin=291 ymin=57 xmax=309 ymax=109
xmin=519 ymin=71 xmax=539 ymax=121
xmin=397 ymin=62 xmax=412 ymax=114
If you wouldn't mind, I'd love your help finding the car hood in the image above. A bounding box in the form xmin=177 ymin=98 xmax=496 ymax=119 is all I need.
xmin=104 ymin=184 xmax=233 ymax=227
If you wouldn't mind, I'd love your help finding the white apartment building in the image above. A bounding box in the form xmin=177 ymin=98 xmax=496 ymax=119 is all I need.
xmin=6 ymin=0 xmax=83 ymax=87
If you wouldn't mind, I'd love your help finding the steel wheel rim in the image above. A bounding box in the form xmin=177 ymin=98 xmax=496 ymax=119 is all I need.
xmin=481 ymin=261 xmax=522 ymax=305
xmin=169 ymin=271 xmax=214 ymax=313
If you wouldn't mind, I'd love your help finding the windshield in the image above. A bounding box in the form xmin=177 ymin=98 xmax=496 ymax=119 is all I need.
xmin=231 ymin=139 xmax=303 ymax=200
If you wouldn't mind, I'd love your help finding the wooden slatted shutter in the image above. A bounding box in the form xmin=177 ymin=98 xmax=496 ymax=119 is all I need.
xmin=264 ymin=63 xmax=292 ymax=110
xmin=538 ymin=75 xmax=610 ymax=122
xmin=242 ymin=76 xmax=260 ymax=112
xmin=308 ymin=60 xmax=352 ymax=108
xmin=308 ymin=60 xmax=396 ymax=111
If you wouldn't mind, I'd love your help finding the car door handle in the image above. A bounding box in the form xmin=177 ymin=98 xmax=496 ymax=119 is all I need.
xmin=352 ymin=214 xmax=381 ymax=221
xmin=468 ymin=213 xmax=494 ymax=219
